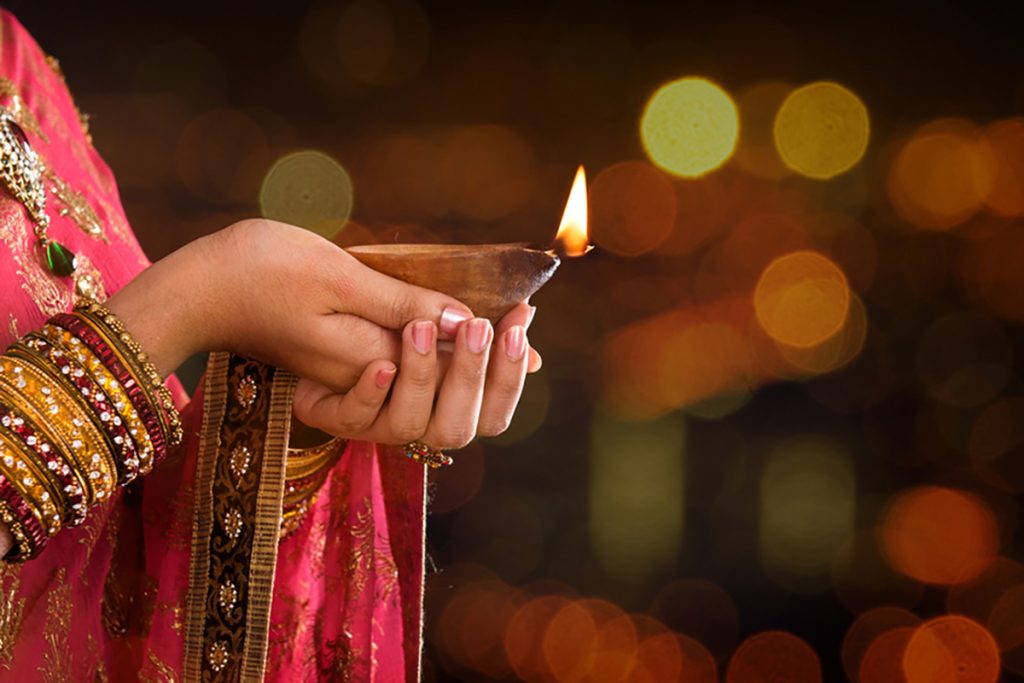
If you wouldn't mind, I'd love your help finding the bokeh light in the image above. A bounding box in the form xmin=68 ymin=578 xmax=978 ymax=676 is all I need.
xmin=640 ymin=77 xmax=739 ymax=178
xmin=842 ymin=607 xmax=922 ymax=683
xmin=858 ymin=627 xmax=915 ymax=683
xmin=968 ymin=398 xmax=1024 ymax=494
xmin=727 ymin=630 xmax=822 ymax=683
xmin=760 ymin=436 xmax=855 ymax=592
xmin=754 ymin=250 xmax=851 ymax=348
xmin=773 ymin=81 xmax=870 ymax=179
xmin=903 ymin=616 xmax=1001 ymax=683
xmin=437 ymin=125 xmax=538 ymax=221
xmin=880 ymin=486 xmax=999 ymax=586
xmin=259 ymin=150 xmax=354 ymax=237
xmin=589 ymin=161 xmax=676 ymax=256
xmin=633 ymin=632 xmax=717 ymax=683
xmin=589 ymin=413 xmax=685 ymax=583
xmin=887 ymin=119 xmax=997 ymax=230
xmin=947 ymin=557 xmax=1024 ymax=625
xmin=774 ymin=291 xmax=867 ymax=376
xmin=982 ymin=118 xmax=1024 ymax=216
xmin=987 ymin=584 xmax=1024 ymax=676
xmin=505 ymin=594 xmax=569 ymax=681
xmin=649 ymin=577 xmax=740 ymax=661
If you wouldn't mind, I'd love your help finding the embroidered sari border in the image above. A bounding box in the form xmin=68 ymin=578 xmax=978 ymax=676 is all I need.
xmin=182 ymin=351 xmax=230 ymax=681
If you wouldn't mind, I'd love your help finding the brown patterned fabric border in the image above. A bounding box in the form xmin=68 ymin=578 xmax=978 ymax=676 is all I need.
xmin=182 ymin=353 xmax=297 ymax=682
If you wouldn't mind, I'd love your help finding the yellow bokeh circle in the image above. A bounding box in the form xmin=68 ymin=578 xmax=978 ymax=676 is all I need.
xmin=640 ymin=77 xmax=739 ymax=178
xmin=773 ymin=81 xmax=870 ymax=179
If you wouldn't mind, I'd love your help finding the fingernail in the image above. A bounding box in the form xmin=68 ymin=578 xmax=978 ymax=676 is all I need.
xmin=375 ymin=367 xmax=396 ymax=388
xmin=466 ymin=318 xmax=492 ymax=354
xmin=526 ymin=306 xmax=538 ymax=328
xmin=412 ymin=321 xmax=435 ymax=355
xmin=440 ymin=306 xmax=471 ymax=339
xmin=505 ymin=326 xmax=527 ymax=361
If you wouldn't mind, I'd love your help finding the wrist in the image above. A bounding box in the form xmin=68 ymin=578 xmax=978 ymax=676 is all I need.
xmin=105 ymin=235 xmax=221 ymax=376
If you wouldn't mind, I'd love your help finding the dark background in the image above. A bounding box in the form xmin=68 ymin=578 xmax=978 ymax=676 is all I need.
xmin=8 ymin=1 xmax=1024 ymax=680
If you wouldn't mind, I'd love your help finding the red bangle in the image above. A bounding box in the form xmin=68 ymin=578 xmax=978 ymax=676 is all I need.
xmin=50 ymin=314 xmax=168 ymax=462
xmin=0 ymin=473 xmax=47 ymax=557
xmin=21 ymin=335 xmax=143 ymax=483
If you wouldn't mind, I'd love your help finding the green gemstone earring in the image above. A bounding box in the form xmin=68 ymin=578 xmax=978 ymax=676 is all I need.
xmin=0 ymin=106 xmax=85 ymax=293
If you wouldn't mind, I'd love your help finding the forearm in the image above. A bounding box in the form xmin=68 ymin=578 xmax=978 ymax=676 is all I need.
xmin=0 ymin=240 xmax=216 ymax=561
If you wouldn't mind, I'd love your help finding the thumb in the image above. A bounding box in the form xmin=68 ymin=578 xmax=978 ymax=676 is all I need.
xmin=332 ymin=254 xmax=473 ymax=339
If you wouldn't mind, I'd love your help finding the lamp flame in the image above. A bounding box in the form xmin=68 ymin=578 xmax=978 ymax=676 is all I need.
xmin=554 ymin=165 xmax=591 ymax=257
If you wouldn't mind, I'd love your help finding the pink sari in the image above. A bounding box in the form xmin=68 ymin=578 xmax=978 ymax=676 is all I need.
xmin=0 ymin=11 xmax=427 ymax=681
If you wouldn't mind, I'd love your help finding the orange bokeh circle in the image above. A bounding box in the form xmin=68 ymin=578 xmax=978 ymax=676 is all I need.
xmin=880 ymin=486 xmax=999 ymax=586
xmin=842 ymin=606 xmax=922 ymax=682
xmin=887 ymin=119 xmax=996 ymax=231
xmin=754 ymin=250 xmax=851 ymax=349
xmin=859 ymin=627 xmax=915 ymax=683
xmin=903 ymin=616 xmax=1000 ymax=683
xmin=590 ymin=161 xmax=677 ymax=257
xmin=726 ymin=630 xmax=821 ymax=683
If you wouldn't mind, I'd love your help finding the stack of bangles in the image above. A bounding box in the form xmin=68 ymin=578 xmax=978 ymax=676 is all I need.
xmin=0 ymin=300 xmax=181 ymax=562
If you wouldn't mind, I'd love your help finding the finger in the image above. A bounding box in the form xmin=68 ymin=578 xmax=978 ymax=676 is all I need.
xmin=292 ymin=360 xmax=396 ymax=436
xmin=381 ymin=320 xmax=438 ymax=443
xmin=327 ymin=250 xmax=474 ymax=339
xmin=293 ymin=313 xmax=401 ymax=392
xmin=477 ymin=325 xmax=529 ymax=436
xmin=495 ymin=303 xmax=536 ymax=336
xmin=421 ymin=318 xmax=492 ymax=449
xmin=527 ymin=347 xmax=543 ymax=373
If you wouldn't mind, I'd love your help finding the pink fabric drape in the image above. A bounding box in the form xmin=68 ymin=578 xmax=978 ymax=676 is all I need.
xmin=0 ymin=11 xmax=426 ymax=681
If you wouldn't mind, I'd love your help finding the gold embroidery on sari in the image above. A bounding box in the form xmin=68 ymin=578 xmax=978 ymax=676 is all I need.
xmin=140 ymin=649 xmax=178 ymax=683
xmin=0 ymin=564 xmax=25 ymax=669
xmin=86 ymin=633 xmax=108 ymax=683
xmin=0 ymin=198 xmax=71 ymax=316
xmin=157 ymin=601 xmax=185 ymax=636
xmin=46 ymin=169 xmax=107 ymax=242
xmin=40 ymin=567 xmax=73 ymax=683
xmin=348 ymin=499 xmax=375 ymax=597
xmin=6 ymin=314 xmax=17 ymax=340
xmin=322 ymin=630 xmax=361 ymax=682
xmin=0 ymin=77 xmax=47 ymax=142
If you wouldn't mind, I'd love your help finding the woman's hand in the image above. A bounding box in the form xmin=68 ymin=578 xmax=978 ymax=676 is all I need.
xmin=105 ymin=219 xmax=474 ymax=388
xmin=293 ymin=303 xmax=540 ymax=446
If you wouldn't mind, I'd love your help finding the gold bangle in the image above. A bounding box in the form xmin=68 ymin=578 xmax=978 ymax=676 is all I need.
xmin=74 ymin=303 xmax=182 ymax=448
xmin=0 ymin=382 xmax=88 ymax=529
xmin=37 ymin=324 xmax=157 ymax=475
xmin=0 ymin=497 xmax=33 ymax=562
xmin=0 ymin=356 xmax=115 ymax=505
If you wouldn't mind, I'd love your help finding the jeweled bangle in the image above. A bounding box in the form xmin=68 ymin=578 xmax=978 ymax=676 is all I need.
xmin=37 ymin=325 xmax=156 ymax=476
xmin=0 ymin=476 xmax=39 ymax=561
xmin=0 ymin=444 xmax=54 ymax=545
xmin=0 ymin=432 xmax=62 ymax=539
xmin=0 ymin=398 xmax=87 ymax=527
xmin=73 ymin=303 xmax=182 ymax=449
xmin=20 ymin=334 xmax=143 ymax=483
xmin=0 ymin=356 xmax=115 ymax=505
xmin=51 ymin=313 xmax=169 ymax=462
